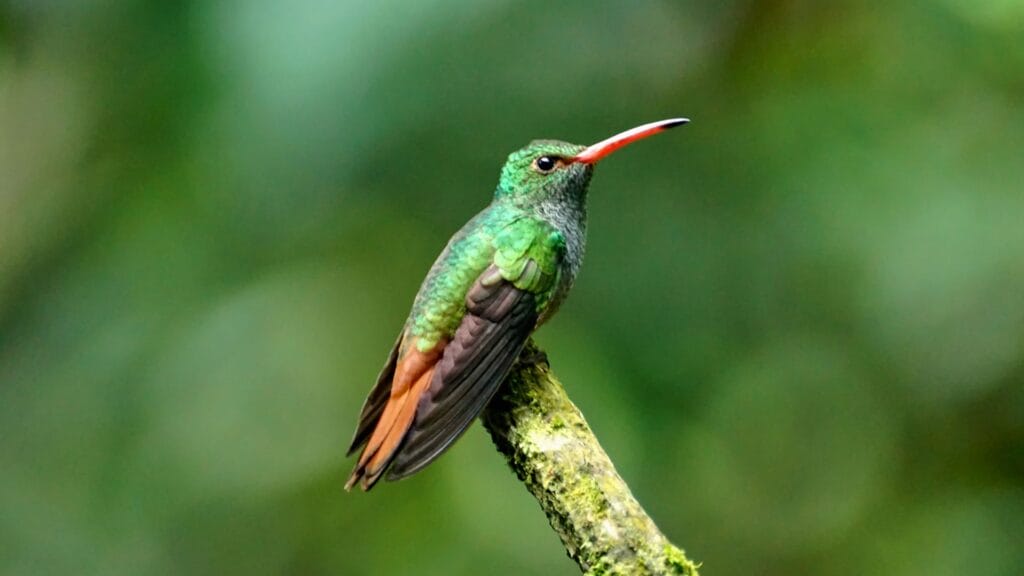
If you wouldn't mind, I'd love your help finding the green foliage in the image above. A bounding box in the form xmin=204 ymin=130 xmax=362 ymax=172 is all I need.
xmin=1 ymin=1 xmax=1022 ymax=574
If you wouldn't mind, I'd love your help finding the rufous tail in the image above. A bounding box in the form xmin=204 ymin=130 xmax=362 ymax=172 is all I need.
xmin=345 ymin=343 xmax=440 ymax=491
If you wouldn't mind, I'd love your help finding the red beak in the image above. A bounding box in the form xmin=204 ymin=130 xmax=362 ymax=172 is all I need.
xmin=571 ymin=118 xmax=689 ymax=164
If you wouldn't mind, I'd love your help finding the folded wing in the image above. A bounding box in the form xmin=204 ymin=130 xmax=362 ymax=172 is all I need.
xmin=387 ymin=265 xmax=538 ymax=480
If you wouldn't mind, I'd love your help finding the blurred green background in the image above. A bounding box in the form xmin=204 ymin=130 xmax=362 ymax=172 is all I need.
xmin=2 ymin=0 xmax=1023 ymax=574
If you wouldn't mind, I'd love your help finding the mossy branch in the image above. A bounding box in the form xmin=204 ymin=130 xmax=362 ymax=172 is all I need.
xmin=482 ymin=341 xmax=700 ymax=576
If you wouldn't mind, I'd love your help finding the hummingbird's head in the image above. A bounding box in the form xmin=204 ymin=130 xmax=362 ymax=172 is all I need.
xmin=496 ymin=140 xmax=591 ymax=205
xmin=494 ymin=118 xmax=689 ymax=206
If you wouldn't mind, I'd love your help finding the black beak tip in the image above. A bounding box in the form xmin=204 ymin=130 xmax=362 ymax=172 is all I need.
xmin=666 ymin=118 xmax=690 ymax=129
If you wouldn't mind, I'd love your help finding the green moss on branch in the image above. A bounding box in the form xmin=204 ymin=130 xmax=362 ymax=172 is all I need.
xmin=482 ymin=341 xmax=700 ymax=576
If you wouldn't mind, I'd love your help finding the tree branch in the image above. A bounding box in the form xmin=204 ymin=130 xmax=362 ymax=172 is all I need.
xmin=482 ymin=341 xmax=700 ymax=576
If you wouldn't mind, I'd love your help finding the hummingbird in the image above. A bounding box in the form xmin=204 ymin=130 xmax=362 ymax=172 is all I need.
xmin=346 ymin=118 xmax=688 ymax=491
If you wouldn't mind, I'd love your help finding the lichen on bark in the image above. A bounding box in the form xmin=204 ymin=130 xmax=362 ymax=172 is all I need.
xmin=482 ymin=341 xmax=700 ymax=576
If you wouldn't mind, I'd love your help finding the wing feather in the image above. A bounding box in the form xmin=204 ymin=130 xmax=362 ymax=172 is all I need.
xmin=386 ymin=265 xmax=537 ymax=479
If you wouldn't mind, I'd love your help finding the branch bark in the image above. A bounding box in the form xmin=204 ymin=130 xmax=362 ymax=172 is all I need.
xmin=482 ymin=341 xmax=700 ymax=576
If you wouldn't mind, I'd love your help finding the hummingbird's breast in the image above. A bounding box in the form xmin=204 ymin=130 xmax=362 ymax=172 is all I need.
xmin=533 ymin=196 xmax=588 ymax=324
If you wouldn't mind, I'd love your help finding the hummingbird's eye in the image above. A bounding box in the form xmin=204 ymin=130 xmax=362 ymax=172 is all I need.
xmin=534 ymin=156 xmax=557 ymax=173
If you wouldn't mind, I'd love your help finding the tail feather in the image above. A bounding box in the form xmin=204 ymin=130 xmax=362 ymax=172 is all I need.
xmin=345 ymin=340 xmax=442 ymax=491
xmin=346 ymin=366 xmax=435 ymax=490
xmin=346 ymin=334 xmax=402 ymax=457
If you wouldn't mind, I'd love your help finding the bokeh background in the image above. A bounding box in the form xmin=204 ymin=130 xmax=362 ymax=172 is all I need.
xmin=2 ymin=0 xmax=1023 ymax=574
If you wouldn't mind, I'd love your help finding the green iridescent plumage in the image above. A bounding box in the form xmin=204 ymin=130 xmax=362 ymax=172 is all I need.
xmin=407 ymin=140 xmax=588 ymax=353
xmin=347 ymin=119 xmax=687 ymax=491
